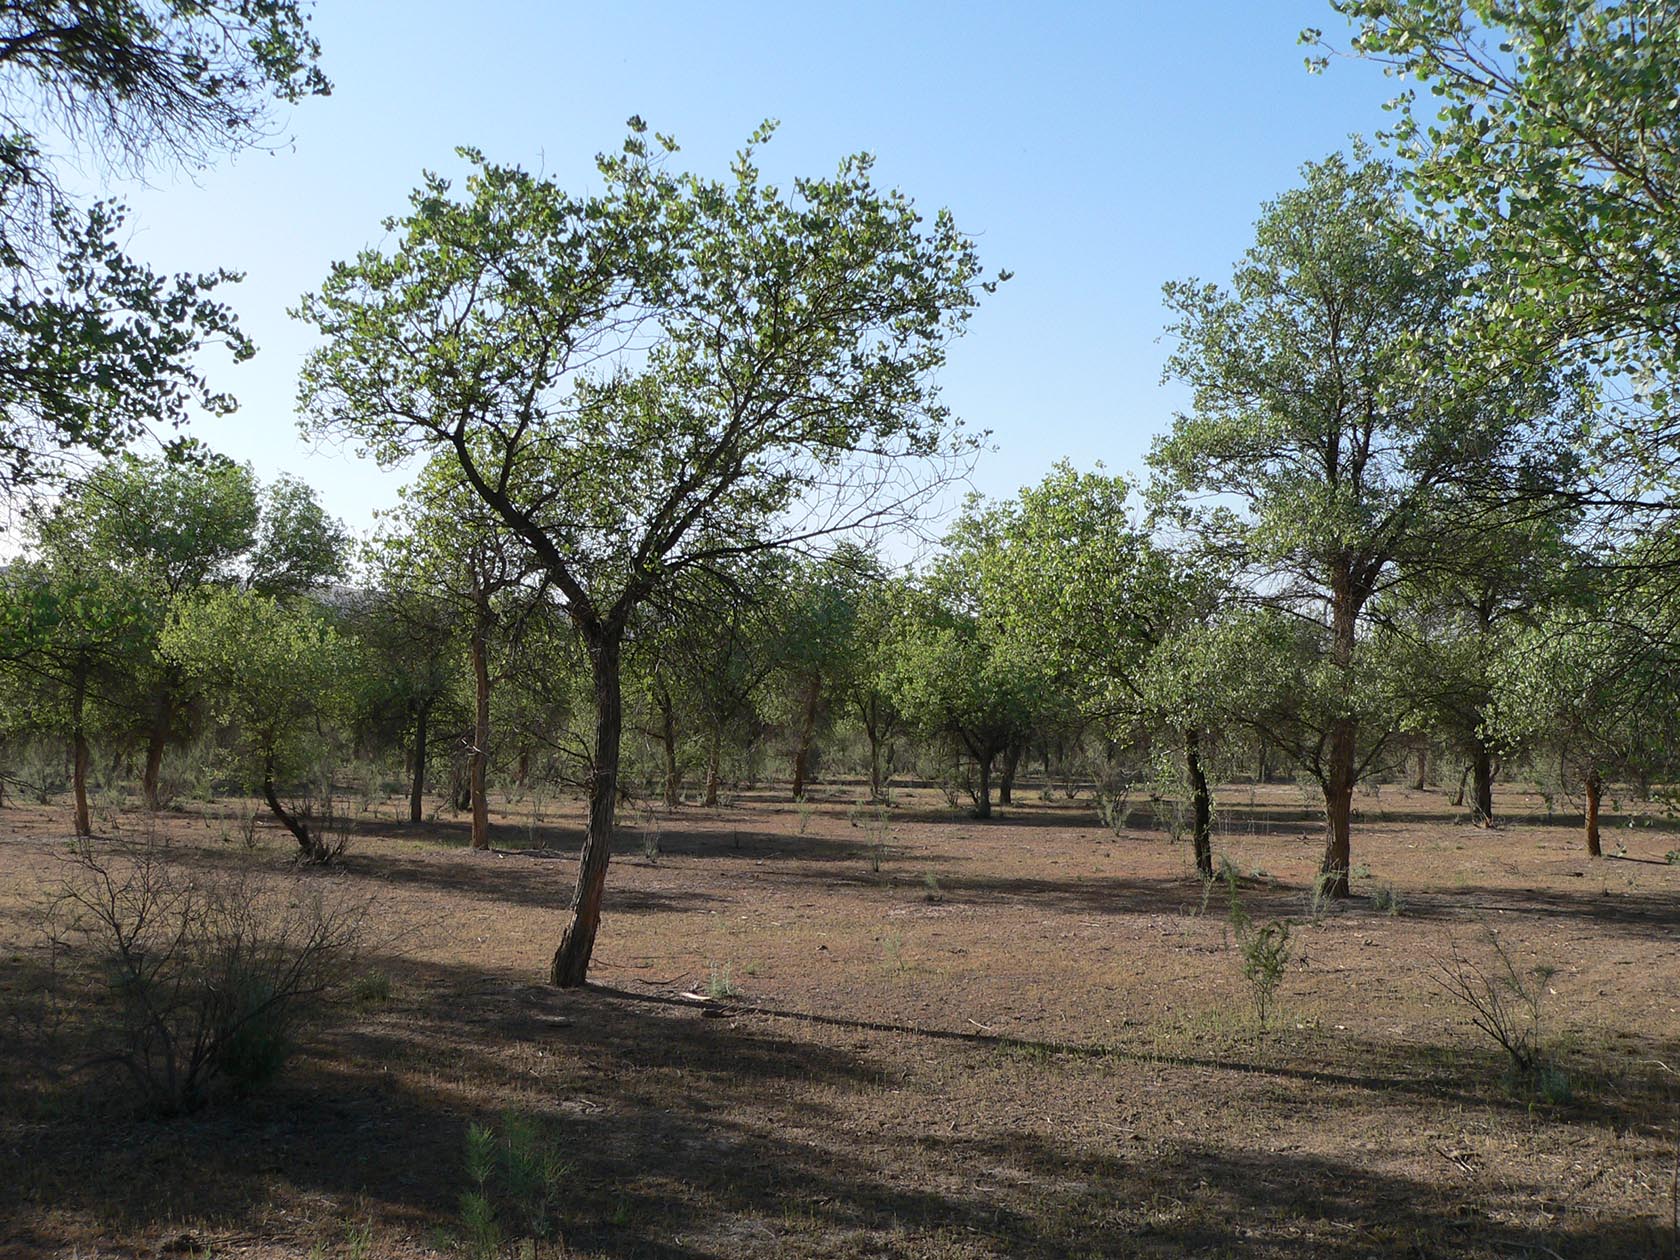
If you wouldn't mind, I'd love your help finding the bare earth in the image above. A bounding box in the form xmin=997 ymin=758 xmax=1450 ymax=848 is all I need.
xmin=2 ymin=782 xmax=1677 ymax=1258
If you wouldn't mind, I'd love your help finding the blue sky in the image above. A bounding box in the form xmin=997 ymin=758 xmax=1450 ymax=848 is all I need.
xmin=108 ymin=1 xmax=1399 ymax=538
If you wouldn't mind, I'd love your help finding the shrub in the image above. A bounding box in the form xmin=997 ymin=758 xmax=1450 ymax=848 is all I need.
xmin=47 ymin=837 xmax=367 ymax=1113
xmin=1238 ymin=919 xmax=1291 ymax=1027
xmin=1433 ymin=926 xmax=1565 ymax=1097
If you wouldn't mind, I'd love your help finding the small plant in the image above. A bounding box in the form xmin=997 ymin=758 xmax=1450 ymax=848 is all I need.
xmin=1369 ymin=883 xmax=1405 ymax=916
xmin=1304 ymin=870 xmax=1339 ymax=924
xmin=848 ymin=801 xmax=893 ymax=871
xmin=922 ymin=873 xmax=943 ymax=904
xmin=1237 ymin=919 xmax=1291 ymax=1026
xmin=882 ymin=931 xmax=906 ymax=973
xmin=1433 ymin=926 xmax=1563 ymax=1096
xmin=352 ymin=970 xmax=393 ymax=1007
xmin=638 ymin=804 xmax=661 ymax=865
xmin=794 ymin=794 xmax=816 ymax=834
xmin=705 ymin=963 xmax=738 ymax=1000
xmin=1219 ymin=856 xmax=1249 ymax=939
xmin=1666 ymin=850 xmax=1680 ymax=865
xmin=460 ymin=1111 xmax=571 ymax=1258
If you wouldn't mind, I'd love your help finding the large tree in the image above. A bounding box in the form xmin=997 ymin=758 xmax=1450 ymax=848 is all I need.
xmin=296 ymin=122 xmax=998 ymax=985
xmin=1309 ymin=1 xmax=1680 ymax=486
xmin=1152 ymin=152 xmax=1569 ymax=896
xmin=0 ymin=1 xmax=329 ymax=492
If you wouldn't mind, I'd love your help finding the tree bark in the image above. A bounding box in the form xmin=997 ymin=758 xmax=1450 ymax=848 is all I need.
xmin=409 ymin=702 xmax=430 ymax=825
xmin=790 ymin=675 xmax=820 ymax=799
xmin=469 ymin=609 xmax=492 ymax=851
xmin=551 ymin=634 xmax=623 ymax=987
xmin=70 ymin=674 xmax=91 ymax=838
xmin=1470 ymin=741 xmax=1495 ymax=825
xmin=141 ymin=724 xmax=166 ymax=812
xmin=1583 ymin=768 xmax=1603 ymax=858
xmin=262 ymin=753 xmax=321 ymax=862
xmin=1185 ymin=728 xmax=1213 ymax=879
xmin=1411 ymin=741 xmax=1427 ymax=791
xmin=973 ymin=752 xmax=994 ymax=820
xmin=998 ymin=739 xmax=1022 ymax=806
xmin=704 ymin=722 xmax=722 ymax=807
xmin=1318 ymin=563 xmax=1358 ymax=898
xmin=658 ymin=687 xmax=680 ymax=808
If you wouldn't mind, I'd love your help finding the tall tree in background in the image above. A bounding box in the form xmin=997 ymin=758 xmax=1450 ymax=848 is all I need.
xmin=996 ymin=463 xmax=1227 ymax=877
xmin=1153 ymin=153 xmax=1570 ymax=896
xmin=372 ymin=455 xmax=533 ymax=850
xmin=296 ymin=122 xmax=998 ymax=985
xmin=0 ymin=1 xmax=329 ymax=492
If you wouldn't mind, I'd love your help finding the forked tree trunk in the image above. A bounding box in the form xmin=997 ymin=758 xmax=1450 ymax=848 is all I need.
xmin=1471 ymin=742 xmax=1495 ymax=825
xmin=469 ymin=611 xmax=492 ymax=850
xmin=70 ymin=675 xmax=91 ymax=838
xmin=1583 ymin=768 xmax=1603 ymax=858
xmin=790 ymin=676 xmax=820 ymax=799
xmin=551 ymin=635 xmax=623 ymax=987
xmin=1185 ymin=728 xmax=1213 ymax=879
xmin=409 ymin=702 xmax=430 ymax=825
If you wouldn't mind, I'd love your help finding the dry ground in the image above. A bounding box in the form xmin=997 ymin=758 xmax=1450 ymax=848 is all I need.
xmin=2 ymin=780 xmax=1678 ymax=1258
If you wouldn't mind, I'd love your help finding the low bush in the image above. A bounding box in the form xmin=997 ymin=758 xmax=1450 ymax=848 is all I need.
xmin=46 ymin=837 xmax=368 ymax=1114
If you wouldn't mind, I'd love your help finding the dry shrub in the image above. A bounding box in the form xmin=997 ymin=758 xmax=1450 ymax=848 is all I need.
xmin=45 ymin=836 xmax=368 ymax=1114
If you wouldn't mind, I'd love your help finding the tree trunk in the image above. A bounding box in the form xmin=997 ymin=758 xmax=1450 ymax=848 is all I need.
xmin=864 ymin=707 xmax=884 ymax=801
xmin=704 ymin=723 xmax=722 ymax=807
xmin=1471 ymin=741 xmax=1495 ymax=825
xmin=551 ymin=634 xmax=623 ymax=987
xmin=1255 ymin=738 xmax=1268 ymax=786
xmin=658 ymin=688 xmax=680 ymax=808
xmin=998 ymin=739 xmax=1022 ymax=806
xmin=409 ymin=702 xmax=430 ymax=825
xmin=469 ymin=611 xmax=491 ymax=851
xmin=262 ymin=753 xmax=321 ymax=861
xmin=973 ymin=752 xmax=994 ymax=820
xmin=141 ymin=724 xmax=166 ymax=812
xmin=70 ymin=675 xmax=91 ymax=838
xmin=1318 ymin=565 xmax=1358 ymax=898
xmin=1583 ymin=768 xmax=1603 ymax=858
xmin=1185 ymin=728 xmax=1213 ymax=879
xmin=791 ymin=675 xmax=820 ymax=799
xmin=1411 ymin=741 xmax=1427 ymax=791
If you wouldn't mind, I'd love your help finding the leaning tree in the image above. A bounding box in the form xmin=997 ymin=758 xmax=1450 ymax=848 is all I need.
xmin=296 ymin=122 xmax=999 ymax=985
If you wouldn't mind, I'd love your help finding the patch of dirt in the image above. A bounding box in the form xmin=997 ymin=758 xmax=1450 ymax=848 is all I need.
xmin=1 ymin=782 xmax=1676 ymax=1258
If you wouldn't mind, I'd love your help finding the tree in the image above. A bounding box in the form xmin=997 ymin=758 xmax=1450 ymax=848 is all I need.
xmin=1309 ymin=2 xmax=1680 ymax=463
xmin=892 ymin=505 xmax=1055 ymax=821
xmin=1376 ymin=509 xmax=1583 ymax=823
xmin=1152 ymin=152 xmax=1569 ymax=896
xmin=372 ymin=455 xmax=532 ymax=849
xmin=0 ymin=1 xmax=329 ymax=492
xmin=296 ymin=122 xmax=998 ymax=985
xmin=0 ymin=561 xmax=147 ymax=832
xmin=26 ymin=453 xmax=346 ymax=809
xmin=995 ymin=463 xmax=1227 ymax=877
xmin=1487 ymin=588 xmax=1680 ymax=856
xmin=160 ymin=587 xmax=354 ymax=863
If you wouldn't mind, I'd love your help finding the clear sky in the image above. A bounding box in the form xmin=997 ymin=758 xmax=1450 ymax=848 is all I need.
xmin=107 ymin=0 xmax=1398 ymax=539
